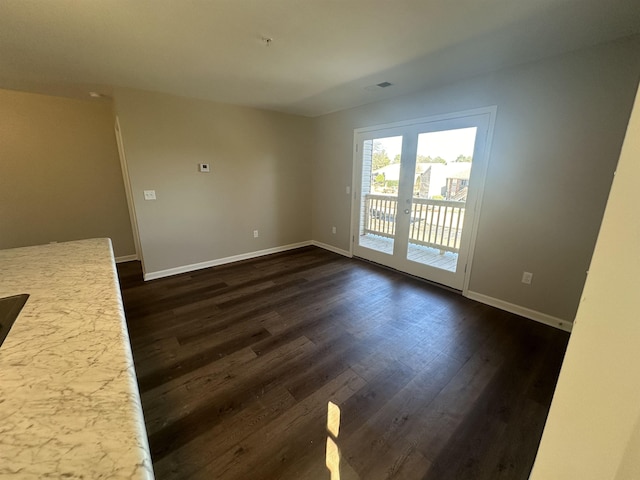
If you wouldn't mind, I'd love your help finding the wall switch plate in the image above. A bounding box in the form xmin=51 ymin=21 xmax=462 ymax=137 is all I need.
xmin=253 ymin=230 xmax=259 ymax=238
xmin=346 ymin=186 xmax=351 ymax=194
xmin=143 ymin=190 xmax=156 ymax=200
xmin=522 ymin=271 xmax=533 ymax=284
xmin=332 ymin=226 xmax=337 ymax=234
xmin=199 ymin=163 xmax=210 ymax=173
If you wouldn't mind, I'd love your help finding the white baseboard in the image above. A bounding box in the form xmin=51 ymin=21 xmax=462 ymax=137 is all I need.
xmin=143 ymin=241 xmax=313 ymax=281
xmin=115 ymin=254 xmax=138 ymax=263
xmin=465 ymin=290 xmax=573 ymax=332
xmin=311 ymin=240 xmax=352 ymax=258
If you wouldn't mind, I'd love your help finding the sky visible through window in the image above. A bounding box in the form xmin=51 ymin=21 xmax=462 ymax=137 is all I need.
xmin=375 ymin=127 xmax=477 ymax=162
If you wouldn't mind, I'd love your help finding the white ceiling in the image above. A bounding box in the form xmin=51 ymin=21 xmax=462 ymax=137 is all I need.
xmin=1 ymin=0 xmax=639 ymax=117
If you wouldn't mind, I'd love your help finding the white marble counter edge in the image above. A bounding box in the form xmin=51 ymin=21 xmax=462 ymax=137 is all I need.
xmin=0 ymin=239 xmax=154 ymax=479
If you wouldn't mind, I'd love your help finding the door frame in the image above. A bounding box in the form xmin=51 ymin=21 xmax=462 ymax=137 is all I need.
xmin=114 ymin=116 xmax=144 ymax=269
xmin=349 ymin=106 xmax=497 ymax=294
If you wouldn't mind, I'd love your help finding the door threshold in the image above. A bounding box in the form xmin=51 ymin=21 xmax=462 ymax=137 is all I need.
xmin=352 ymin=255 xmax=462 ymax=294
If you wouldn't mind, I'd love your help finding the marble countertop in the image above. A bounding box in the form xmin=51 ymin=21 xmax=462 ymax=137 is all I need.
xmin=0 ymin=239 xmax=154 ymax=479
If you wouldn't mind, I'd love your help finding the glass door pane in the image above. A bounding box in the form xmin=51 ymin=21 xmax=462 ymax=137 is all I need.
xmin=357 ymin=135 xmax=403 ymax=255
xmin=406 ymin=127 xmax=477 ymax=272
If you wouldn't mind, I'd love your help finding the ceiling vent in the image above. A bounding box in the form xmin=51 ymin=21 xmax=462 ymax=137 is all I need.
xmin=364 ymin=81 xmax=395 ymax=92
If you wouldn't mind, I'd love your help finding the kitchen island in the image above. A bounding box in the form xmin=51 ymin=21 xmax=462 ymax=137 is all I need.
xmin=0 ymin=239 xmax=154 ymax=479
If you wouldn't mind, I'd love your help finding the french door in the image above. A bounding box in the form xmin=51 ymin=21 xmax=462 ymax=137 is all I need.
xmin=351 ymin=108 xmax=495 ymax=290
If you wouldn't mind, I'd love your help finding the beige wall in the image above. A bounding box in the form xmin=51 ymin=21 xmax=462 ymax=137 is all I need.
xmin=113 ymin=88 xmax=313 ymax=275
xmin=0 ymin=89 xmax=135 ymax=257
xmin=530 ymin=83 xmax=640 ymax=480
xmin=311 ymin=36 xmax=640 ymax=322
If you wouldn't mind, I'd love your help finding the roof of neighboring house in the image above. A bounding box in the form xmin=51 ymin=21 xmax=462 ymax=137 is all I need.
xmin=445 ymin=163 xmax=471 ymax=180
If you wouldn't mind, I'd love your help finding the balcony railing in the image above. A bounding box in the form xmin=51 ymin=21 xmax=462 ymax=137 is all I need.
xmin=363 ymin=194 xmax=466 ymax=253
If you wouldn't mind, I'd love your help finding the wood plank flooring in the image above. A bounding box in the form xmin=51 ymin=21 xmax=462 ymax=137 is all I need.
xmin=116 ymin=246 xmax=569 ymax=480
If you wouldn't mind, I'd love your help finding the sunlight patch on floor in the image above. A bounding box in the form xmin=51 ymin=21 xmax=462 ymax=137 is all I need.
xmin=326 ymin=401 xmax=342 ymax=480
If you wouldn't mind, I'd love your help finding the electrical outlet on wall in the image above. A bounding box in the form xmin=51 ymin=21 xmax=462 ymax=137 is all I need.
xmin=522 ymin=271 xmax=533 ymax=284
xmin=253 ymin=230 xmax=259 ymax=238
xmin=143 ymin=190 xmax=156 ymax=200
xmin=332 ymin=226 xmax=336 ymax=234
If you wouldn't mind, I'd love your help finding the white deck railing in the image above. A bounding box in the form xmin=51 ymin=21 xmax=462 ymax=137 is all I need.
xmin=363 ymin=194 xmax=466 ymax=253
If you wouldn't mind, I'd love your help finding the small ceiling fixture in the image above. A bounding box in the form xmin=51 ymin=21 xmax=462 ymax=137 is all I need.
xmin=261 ymin=36 xmax=273 ymax=47
xmin=364 ymin=81 xmax=395 ymax=92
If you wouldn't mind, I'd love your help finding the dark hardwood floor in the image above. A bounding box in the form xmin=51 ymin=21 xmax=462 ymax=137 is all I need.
xmin=117 ymin=246 xmax=569 ymax=480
